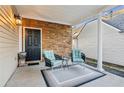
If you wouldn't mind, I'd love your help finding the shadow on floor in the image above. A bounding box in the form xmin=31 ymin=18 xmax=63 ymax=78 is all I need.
xmin=86 ymin=60 xmax=124 ymax=77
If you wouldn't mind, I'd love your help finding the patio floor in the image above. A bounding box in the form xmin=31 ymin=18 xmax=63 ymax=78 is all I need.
xmin=6 ymin=63 xmax=46 ymax=87
xmin=6 ymin=62 xmax=124 ymax=87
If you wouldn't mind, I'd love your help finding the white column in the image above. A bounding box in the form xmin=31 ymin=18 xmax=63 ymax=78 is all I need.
xmin=97 ymin=14 xmax=104 ymax=71
xmin=72 ymin=38 xmax=78 ymax=49
xmin=19 ymin=26 xmax=22 ymax=52
xmin=76 ymin=38 xmax=78 ymax=49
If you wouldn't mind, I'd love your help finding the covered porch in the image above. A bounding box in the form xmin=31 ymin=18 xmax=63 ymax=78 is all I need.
xmin=0 ymin=5 xmax=124 ymax=87
xmin=5 ymin=62 xmax=124 ymax=87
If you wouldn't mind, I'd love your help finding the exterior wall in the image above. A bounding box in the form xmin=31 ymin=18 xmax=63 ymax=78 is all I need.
xmin=77 ymin=20 xmax=124 ymax=66
xmin=78 ymin=20 xmax=97 ymax=60
xmin=102 ymin=22 xmax=124 ymax=66
xmin=22 ymin=18 xmax=72 ymax=56
xmin=0 ymin=5 xmax=18 ymax=86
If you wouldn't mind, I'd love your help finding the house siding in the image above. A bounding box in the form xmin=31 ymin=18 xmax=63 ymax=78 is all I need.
xmin=77 ymin=20 xmax=124 ymax=66
xmin=22 ymin=18 xmax=72 ymax=56
xmin=0 ymin=5 xmax=18 ymax=86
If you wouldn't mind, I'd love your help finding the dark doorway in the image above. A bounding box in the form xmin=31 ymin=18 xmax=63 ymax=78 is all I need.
xmin=25 ymin=28 xmax=41 ymax=61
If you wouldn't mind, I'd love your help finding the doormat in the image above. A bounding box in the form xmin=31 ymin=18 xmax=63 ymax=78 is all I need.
xmin=28 ymin=62 xmax=39 ymax=66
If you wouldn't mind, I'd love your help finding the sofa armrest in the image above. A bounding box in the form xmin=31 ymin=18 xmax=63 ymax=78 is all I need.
xmin=81 ymin=52 xmax=86 ymax=62
xmin=54 ymin=54 xmax=62 ymax=60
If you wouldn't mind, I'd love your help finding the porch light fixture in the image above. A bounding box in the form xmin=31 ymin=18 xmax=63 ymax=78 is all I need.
xmin=14 ymin=14 xmax=22 ymax=26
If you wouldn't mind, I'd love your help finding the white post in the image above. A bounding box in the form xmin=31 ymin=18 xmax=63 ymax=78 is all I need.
xmin=19 ymin=26 xmax=22 ymax=52
xmin=76 ymin=38 xmax=78 ymax=49
xmin=97 ymin=14 xmax=104 ymax=71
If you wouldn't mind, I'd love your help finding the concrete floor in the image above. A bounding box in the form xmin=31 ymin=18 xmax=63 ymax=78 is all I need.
xmin=81 ymin=72 xmax=124 ymax=87
xmin=6 ymin=62 xmax=124 ymax=87
xmin=6 ymin=63 xmax=46 ymax=87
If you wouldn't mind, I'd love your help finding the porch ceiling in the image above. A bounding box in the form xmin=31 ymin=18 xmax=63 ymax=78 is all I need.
xmin=15 ymin=5 xmax=107 ymax=25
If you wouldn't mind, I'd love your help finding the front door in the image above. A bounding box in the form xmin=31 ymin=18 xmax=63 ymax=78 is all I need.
xmin=25 ymin=28 xmax=41 ymax=61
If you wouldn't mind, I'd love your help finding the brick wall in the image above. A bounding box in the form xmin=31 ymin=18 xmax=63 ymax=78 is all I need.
xmin=22 ymin=18 xmax=72 ymax=56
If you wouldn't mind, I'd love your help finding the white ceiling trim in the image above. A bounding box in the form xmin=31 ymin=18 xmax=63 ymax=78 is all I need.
xmin=15 ymin=5 xmax=108 ymax=25
xmin=21 ymin=15 xmax=71 ymax=25
xmin=72 ymin=5 xmax=118 ymax=29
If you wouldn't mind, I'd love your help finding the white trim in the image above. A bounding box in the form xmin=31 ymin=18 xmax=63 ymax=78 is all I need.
xmin=72 ymin=15 xmax=98 ymax=29
xmin=72 ymin=5 xmax=118 ymax=29
xmin=23 ymin=27 xmax=42 ymax=60
xmin=76 ymin=38 xmax=78 ymax=49
xmin=97 ymin=15 xmax=104 ymax=71
xmin=22 ymin=16 xmax=71 ymax=26
xmin=102 ymin=21 xmax=121 ymax=32
xmin=18 ymin=26 xmax=22 ymax=52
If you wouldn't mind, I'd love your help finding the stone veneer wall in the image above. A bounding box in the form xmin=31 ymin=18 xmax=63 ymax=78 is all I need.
xmin=22 ymin=18 xmax=72 ymax=56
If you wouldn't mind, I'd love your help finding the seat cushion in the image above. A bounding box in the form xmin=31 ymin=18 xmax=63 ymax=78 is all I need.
xmin=73 ymin=58 xmax=84 ymax=63
xmin=51 ymin=60 xmax=62 ymax=66
xmin=72 ymin=49 xmax=82 ymax=59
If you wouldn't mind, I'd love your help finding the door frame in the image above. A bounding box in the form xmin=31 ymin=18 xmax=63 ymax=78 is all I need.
xmin=23 ymin=27 xmax=42 ymax=60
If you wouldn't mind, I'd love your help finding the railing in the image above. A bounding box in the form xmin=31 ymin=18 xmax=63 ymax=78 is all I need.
xmin=72 ymin=23 xmax=87 ymax=39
